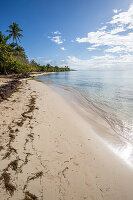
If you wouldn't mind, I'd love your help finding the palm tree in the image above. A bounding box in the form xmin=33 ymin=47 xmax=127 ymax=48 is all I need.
xmin=15 ymin=45 xmax=25 ymax=54
xmin=6 ymin=22 xmax=23 ymax=44
xmin=0 ymin=32 xmax=9 ymax=44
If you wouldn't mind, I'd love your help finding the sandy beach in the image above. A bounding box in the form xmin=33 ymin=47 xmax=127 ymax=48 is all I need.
xmin=0 ymin=78 xmax=133 ymax=200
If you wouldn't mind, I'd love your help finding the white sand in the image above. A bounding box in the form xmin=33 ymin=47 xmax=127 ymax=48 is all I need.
xmin=0 ymin=79 xmax=133 ymax=200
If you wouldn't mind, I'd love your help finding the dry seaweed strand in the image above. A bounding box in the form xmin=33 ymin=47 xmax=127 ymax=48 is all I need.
xmin=28 ymin=171 xmax=43 ymax=181
xmin=7 ymin=160 xmax=18 ymax=171
xmin=0 ymin=146 xmax=4 ymax=151
xmin=0 ymin=79 xmax=21 ymax=103
xmin=0 ymin=172 xmax=16 ymax=195
xmin=24 ymin=191 xmax=38 ymax=200
xmin=0 ymin=94 xmax=37 ymax=197
xmin=16 ymin=96 xmax=36 ymax=127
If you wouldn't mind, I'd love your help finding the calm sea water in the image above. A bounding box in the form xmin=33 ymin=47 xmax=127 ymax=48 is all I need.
xmin=36 ymin=70 xmax=133 ymax=143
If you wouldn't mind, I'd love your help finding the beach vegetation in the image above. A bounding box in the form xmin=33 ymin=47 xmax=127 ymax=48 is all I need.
xmin=6 ymin=22 xmax=23 ymax=44
xmin=0 ymin=23 xmax=70 ymax=75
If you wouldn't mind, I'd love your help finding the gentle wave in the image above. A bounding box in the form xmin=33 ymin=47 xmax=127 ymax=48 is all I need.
xmin=52 ymin=83 xmax=133 ymax=143
xmin=36 ymin=70 xmax=133 ymax=144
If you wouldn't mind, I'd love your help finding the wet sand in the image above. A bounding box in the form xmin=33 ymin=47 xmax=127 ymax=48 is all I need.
xmin=0 ymin=78 xmax=133 ymax=200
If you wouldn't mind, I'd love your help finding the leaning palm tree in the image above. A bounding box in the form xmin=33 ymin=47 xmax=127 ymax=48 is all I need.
xmin=6 ymin=22 xmax=23 ymax=44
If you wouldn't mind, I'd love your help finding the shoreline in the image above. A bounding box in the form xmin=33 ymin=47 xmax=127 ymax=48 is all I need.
xmin=0 ymin=78 xmax=133 ymax=199
xmin=35 ymin=78 xmax=133 ymax=166
xmin=36 ymin=71 xmax=133 ymax=145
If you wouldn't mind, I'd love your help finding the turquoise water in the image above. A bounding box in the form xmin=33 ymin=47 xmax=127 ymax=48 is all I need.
xmin=36 ymin=70 xmax=133 ymax=143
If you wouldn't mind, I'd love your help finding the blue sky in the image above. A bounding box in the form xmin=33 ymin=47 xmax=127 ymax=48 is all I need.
xmin=0 ymin=0 xmax=133 ymax=69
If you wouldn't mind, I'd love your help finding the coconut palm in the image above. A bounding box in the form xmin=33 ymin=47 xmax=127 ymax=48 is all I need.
xmin=14 ymin=45 xmax=26 ymax=57
xmin=0 ymin=31 xmax=9 ymax=44
xmin=6 ymin=22 xmax=23 ymax=44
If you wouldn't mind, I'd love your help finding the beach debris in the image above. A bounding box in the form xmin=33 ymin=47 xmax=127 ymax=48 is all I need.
xmin=18 ymin=153 xmax=32 ymax=172
xmin=9 ymin=133 xmax=15 ymax=141
xmin=28 ymin=171 xmax=43 ymax=181
xmin=0 ymin=79 xmax=21 ymax=103
xmin=0 ymin=145 xmax=4 ymax=151
xmin=24 ymin=191 xmax=38 ymax=200
xmin=28 ymin=133 xmax=34 ymax=140
xmin=58 ymin=167 xmax=69 ymax=178
xmin=16 ymin=95 xmax=36 ymax=127
xmin=23 ymin=171 xmax=43 ymax=192
xmin=7 ymin=160 xmax=18 ymax=171
xmin=0 ymin=172 xmax=16 ymax=196
xmin=64 ymin=160 xmax=69 ymax=163
xmin=24 ymin=138 xmax=29 ymax=150
xmin=3 ymin=145 xmax=17 ymax=160
xmin=2 ymin=151 xmax=11 ymax=160
xmin=0 ymin=91 xmax=40 ymax=198
xmin=16 ymin=120 xmax=24 ymax=127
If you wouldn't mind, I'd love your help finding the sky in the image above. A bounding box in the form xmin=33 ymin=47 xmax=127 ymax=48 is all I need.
xmin=0 ymin=0 xmax=133 ymax=70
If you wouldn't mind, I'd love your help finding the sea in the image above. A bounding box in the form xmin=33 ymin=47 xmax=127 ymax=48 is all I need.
xmin=36 ymin=70 xmax=133 ymax=165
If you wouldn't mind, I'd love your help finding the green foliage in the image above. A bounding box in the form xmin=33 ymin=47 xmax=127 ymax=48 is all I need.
xmin=0 ymin=32 xmax=10 ymax=45
xmin=35 ymin=63 xmax=70 ymax=72
xmin=30 ymin=59 xmax=40 ymax=72
xmin=0 ymin=43 xmax=15 ymax=74
xmin=29 ymin=61 xmax=70 ymax=72
xmin=6 ymin=22 xmax=23 ymax=44
xmin=0 ymin=43 xmax=31 ymax=74
xmin=0 ymin=22 xmax=70 ymax=75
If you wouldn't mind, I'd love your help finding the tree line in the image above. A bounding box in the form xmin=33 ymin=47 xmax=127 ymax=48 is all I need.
xmin=0 ymin=22 xmax=70 ymax=75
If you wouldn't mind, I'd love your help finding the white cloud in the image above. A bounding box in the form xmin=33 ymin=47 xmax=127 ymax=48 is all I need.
xmin=113 ymin=9 xmax=118 ymax=14
xmin=49 ymin=4 xmax=133 ymax=70
xmin=60 ymin=47 xmax=66 ymax=50
xmin=48 ymin=31 xmax=65 ymax=44
xmin=52 ymin=30 xmax=61 ymax=35
xmin=76 ymin=4 xmax=133 ymax=56
xmin=49 ymin=35 xmax=65 ymax=44
xmin=76 ymin=30 xmax=133 ymax=50
xmin=87 ymin=47 xmax=97 ymax=51
xmin=105 ymin=46 xmax=124 ymax=53
xmin=110 ymin=26 xmax=125 ymax=34
xmin=113 ymin=9 xmax=121 ymax=14
xmin=110 ymin=5 xmax=133 ymax=26
xmin=99 ymin=26 xmax=107 ymax=31
xmin=59 ymin=4 xmax=133 ymax=70
xmin=105 ymin=45 xmax=133 ymax=53
xmin=65 ymin=55 xmax=133 ymax=70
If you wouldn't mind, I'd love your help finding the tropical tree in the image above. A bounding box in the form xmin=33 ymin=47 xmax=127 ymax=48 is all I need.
xmin=0 ymin=43 xmax=13 ymax=74
xmin=0 ymin=32 xmax=9 ymax=45
xmin=14 ymin=45 xmax=25 ymax=56
xmin=30 ymin=59 xmax=40 ymax=71
xmin=6 ymin=22 xmax=23 ymax=44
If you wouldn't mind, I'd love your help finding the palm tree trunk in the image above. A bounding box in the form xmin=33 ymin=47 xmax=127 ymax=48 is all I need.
xmin=3 ymin=64 xmax=7 ymax=75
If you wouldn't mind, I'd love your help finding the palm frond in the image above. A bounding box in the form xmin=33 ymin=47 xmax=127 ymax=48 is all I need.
xmin=6 ymin=22 xmax=23 ymax=44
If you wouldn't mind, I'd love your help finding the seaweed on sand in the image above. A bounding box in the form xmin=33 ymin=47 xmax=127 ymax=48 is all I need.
xmin=24 ymin=191 xmax=38 ymax=200
xmin=0 ymin=146 xmax=4 ymax=151
xmin=7 ymin=160 xmax=18 ymax=171
xmin=0 ymin=172 xmax=16 ymax=195
xmin=28 ymin=171 xmax=43 ymax=181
